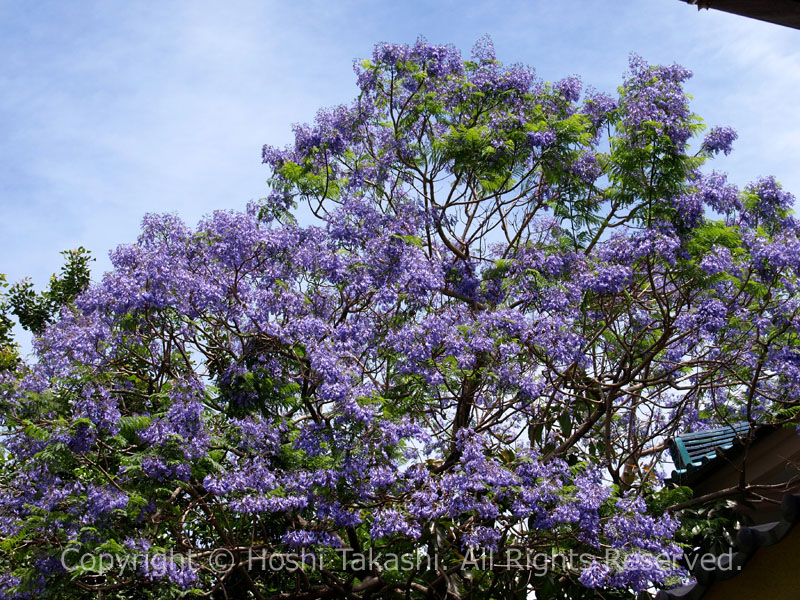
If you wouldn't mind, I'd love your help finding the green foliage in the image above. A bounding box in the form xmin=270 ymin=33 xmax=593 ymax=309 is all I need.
xmin=675 ymin=497 xmax=752 ymax=558
xmin=687 ymin=221 xmax=742 ymax=257
xmin=0 ymin=274 xmax=18 ymax=370
xmin=6 ymin=247 xmax=93 ymax=334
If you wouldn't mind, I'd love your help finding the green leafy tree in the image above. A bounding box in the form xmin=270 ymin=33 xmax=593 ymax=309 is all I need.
xmin=0 ymin=274 xmax=18 ymax=371
xmin=6 ymin=247 xmax=93 ymax=335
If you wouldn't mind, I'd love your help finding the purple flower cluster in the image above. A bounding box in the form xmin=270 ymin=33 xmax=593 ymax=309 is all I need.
xmin=370 ymin=509 xmax=422 ymax=541
xmin=581 ymin=264 xmax=633 ymax=295
xmin=621 ymin=54 xmax=693 ymax=147
xmin=140 ymin=554 xmax=198 ymax=590
xmin=701 ymin=126 xmax=737 ymax=155
xmin=527 ymin=130 xmax=556 ymax=148
xmin=582 ymin=90 xmax=618 ymax=130
xmin=555 ymin=75 xmax=582 ymax=103
xmin=742 ymin=176 xmax=796 ymax=227
xmin=85 ymin=485 xmax=128 ymax=523
xmin=140 ymin=381 xmax=209 ymax=460
xmin=697 ymin=171 xmax=741 ymax=215
xmin=700 ymin=246 xmax=735 ymax=275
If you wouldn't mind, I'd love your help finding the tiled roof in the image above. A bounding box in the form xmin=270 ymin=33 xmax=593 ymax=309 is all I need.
xmin=669 ymin=422 xmax=750 ymax=479
xmin=678 ymin=0 xmax=800 ymax=30
xmin=656 ymin=493 xmax=800 ymax=600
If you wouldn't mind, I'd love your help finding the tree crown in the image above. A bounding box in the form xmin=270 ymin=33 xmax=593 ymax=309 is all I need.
xmin=1 ymin=38 xmax=798 ymax=600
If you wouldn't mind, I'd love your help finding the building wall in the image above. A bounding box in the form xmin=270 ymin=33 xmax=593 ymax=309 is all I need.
xmin=703 ymin=525 xmax=800 ymax=600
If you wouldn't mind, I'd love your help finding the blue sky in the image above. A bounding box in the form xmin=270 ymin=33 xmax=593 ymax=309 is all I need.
xmin=2 ymin=0 xmax=799 ymax=354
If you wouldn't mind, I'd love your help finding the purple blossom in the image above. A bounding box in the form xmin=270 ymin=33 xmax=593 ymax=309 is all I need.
xmin=462 ymin=525 xmax=502 ymax=551
xmin=742 ymin=176 xmax=795 ymax=226
xmin=140 ymin=380 xmax=209 ymax=460
xmin=671 ymin=190 xmax=704 ymax=229
xmin=140 ymin=457 xmax=191 ymax=482
xmin=140 ymin=554 xmax=198 ymax=590
xmin=697 ymin=172 xmax=741 ymax=214
xmin=579 ymin=560 xmax=611 ymax=589
xmin=85 ymin=485 xmax=128 ymax=522
xmin=283 ymin=529 xmax=342 ymax=548
xmin=370 ymin=509 xmax=421 ymax=540
xmin=581 ymin=265 xmax=633 ymax=295
xmin=701 ymin=126 xmax=737 ymax=155
xmin=621 ymin=54 xmax=693 ymax=146
xmin=555 ymin=75 xmax=582 ymax=103
xmin=571 ymin=153 xmax=602 ymax=183
xmin=582 ymin=90 xmax=618 ymax=128
xmin=527 ymin=130 xmax=556 ymax=148
xmin=700 ymin=246 xmax=735 ymax=275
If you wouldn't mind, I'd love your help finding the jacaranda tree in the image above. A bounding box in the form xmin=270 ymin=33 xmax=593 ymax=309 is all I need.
xmin=2 ymin=37 xmax=799 ymax=599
